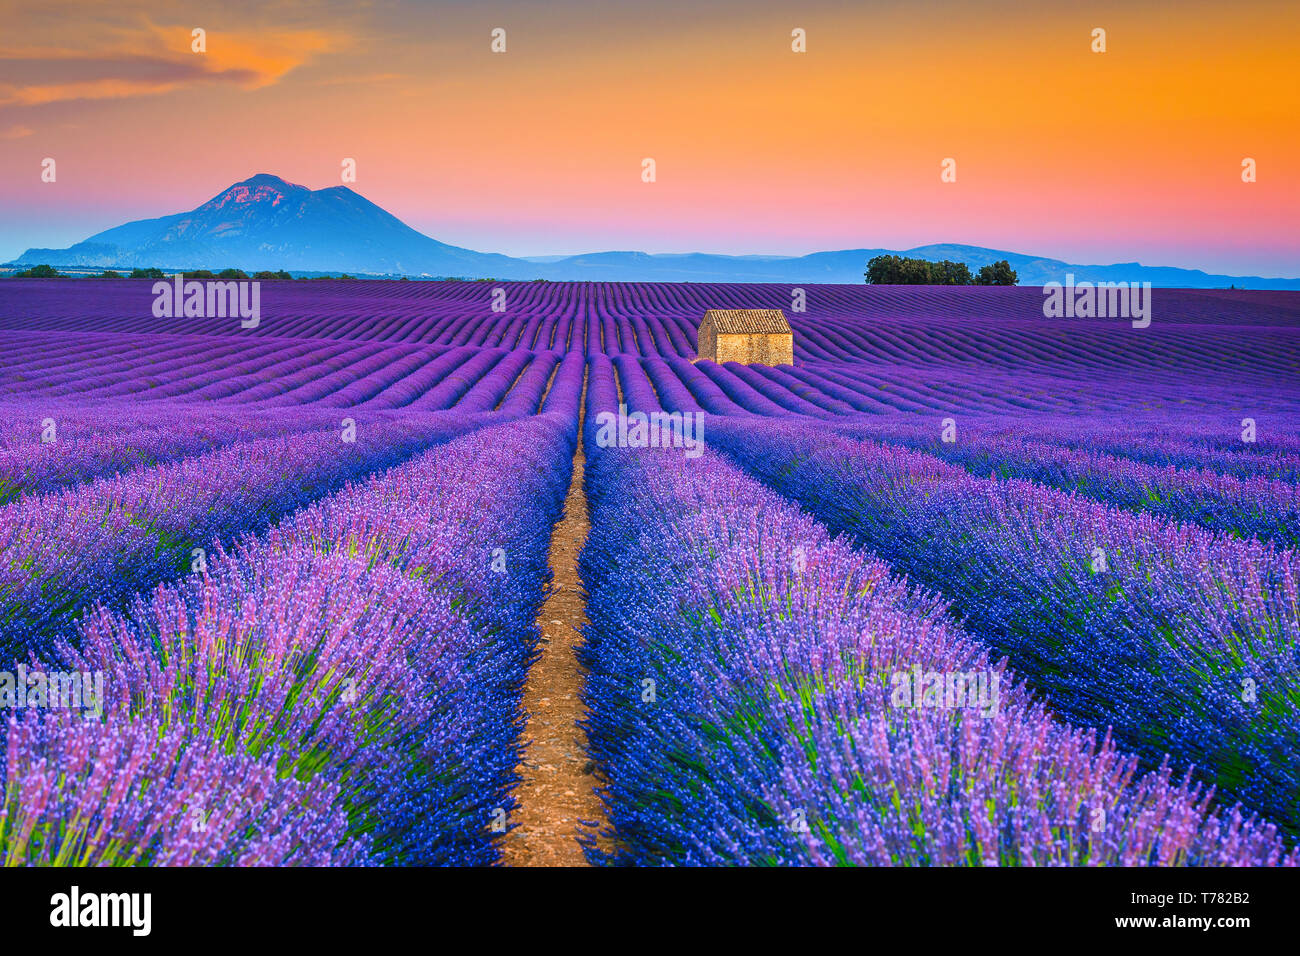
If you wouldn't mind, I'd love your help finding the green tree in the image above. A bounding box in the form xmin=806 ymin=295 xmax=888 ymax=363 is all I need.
xmin=868 ymin=254 xmax=1018 ymax=286
xmin=865 ymin=255 xmax=905 ymax=284
xmin=930 ymin=259 xmax=974 ymax=285
xmin=867 ymin=254 xmax=973 ymax=285
xmin=975 ymin=260 xmax=1019 ymax=286
xmin=13 ymin=264 xmax=61 ymax=278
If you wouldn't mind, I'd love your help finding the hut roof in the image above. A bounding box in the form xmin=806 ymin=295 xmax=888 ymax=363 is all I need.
xmin=702 ymin=309 xmax=792 ymax=335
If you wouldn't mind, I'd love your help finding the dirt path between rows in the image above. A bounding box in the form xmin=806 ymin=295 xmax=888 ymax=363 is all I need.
xmin=501 ymin=442 xmax=606 ymax=866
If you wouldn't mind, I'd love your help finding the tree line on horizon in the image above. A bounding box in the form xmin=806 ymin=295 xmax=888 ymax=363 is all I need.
xmin=9 ymin=265 xmax=334 ymax=280
xmin=865 ymin=255 xmax=1019 ymax=286
xmin=13 ymin=258 xmax=1021 ymax=286
xmin=4 ymin=265 xmax=550 ymax=282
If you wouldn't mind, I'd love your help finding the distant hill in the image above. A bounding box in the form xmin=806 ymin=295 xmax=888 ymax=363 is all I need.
xmin=12 ymin=174 xmax=1299 ymax=288
xmin=14 ymin=174 xmax=535 ymax=278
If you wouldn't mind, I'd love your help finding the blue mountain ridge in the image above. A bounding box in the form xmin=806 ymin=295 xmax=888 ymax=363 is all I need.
xmin=13 ymin=174 xmax=1298 ymax=289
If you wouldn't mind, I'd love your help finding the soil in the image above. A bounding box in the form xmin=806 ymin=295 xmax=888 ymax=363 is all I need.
xmin=500 ymin=445 xmax=607 ymax=866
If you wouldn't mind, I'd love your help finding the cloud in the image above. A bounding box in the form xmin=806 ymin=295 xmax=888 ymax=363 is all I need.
xmin=0 ymin=14 xmax=350 ymax=108
xmin=0 ymin=125 xmax=34 ymax=139
xmin=0 ymin=58 xmax=261 ymax=107
xmin=143 ymin=23 xmax=347 ymax=90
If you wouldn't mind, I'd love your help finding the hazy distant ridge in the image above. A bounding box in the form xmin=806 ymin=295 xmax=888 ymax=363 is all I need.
xmin=13 ymin=174 xmax=1298 ymax=289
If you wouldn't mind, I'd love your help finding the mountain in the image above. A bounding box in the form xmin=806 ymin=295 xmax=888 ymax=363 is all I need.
xmin=15 ymin=174 xmax=535 ymax=278
xmin=12 ymin=174 xmax=1300 ymax=288
xmin=523 ymin=245 xmax=1300 ymax=287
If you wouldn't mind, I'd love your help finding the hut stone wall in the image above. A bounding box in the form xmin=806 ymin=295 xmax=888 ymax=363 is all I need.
xmin=695 ymin=309 xmax=795 ymax=366
xmin=712 ymin=332 xmax=794 ymax=365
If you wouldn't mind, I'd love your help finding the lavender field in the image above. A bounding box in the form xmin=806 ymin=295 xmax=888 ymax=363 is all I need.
xmin=0 ymin=278 xmax=1297 ymax=866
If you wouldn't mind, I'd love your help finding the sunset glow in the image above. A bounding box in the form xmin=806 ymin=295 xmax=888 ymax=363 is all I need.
xmin=2 ymin=0 xmax=1296 ymax=274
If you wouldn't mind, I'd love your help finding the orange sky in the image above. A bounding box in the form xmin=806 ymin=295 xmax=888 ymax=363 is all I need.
xmin=1 ymin=0 xmax=1296 ymax=274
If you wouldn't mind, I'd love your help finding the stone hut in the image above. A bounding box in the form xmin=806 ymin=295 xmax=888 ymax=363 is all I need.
xmin=695 ymin=309 xmax=794 ymax=366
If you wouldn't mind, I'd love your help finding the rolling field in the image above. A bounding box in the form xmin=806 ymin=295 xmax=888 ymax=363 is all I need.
xmin=0 ymin=278 xmax=1297 ymax=866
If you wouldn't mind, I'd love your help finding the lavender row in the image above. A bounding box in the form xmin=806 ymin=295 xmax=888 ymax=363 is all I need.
xmin=10 ymin=325 xmax=1291 ymax=425
xmin=576 ymin=432 xmax=1294 ymax=864
xmin=832 ymin=417 xmax=1300 ymax=548
xmin=498 ymin=351 xmax=561 ymax=416
xmin=538 ymin=351 xmax=586 ymax=431
xmin=707 ymin=418 xmax=1300 ymax=835
xmin=0 ymin=404 xmax=345 ymax=504
xmin=869 ymin=415 xmax=1300 ymax=485
xmin=0 ymin=400 xmax=262 ymax=447
xmin=7 ymin=282 xmax=1298 ymax=381
xmin=0 ymin=333 xmax=563 ymax=413
xmin=1 ymin=414 xmax=572 ymax=865
xmin=0 ymin=411 xmax=484 ymax=661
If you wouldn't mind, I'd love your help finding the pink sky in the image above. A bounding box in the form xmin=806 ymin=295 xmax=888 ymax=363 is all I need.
xmin=2 ymin=0 xmax=1297 ymax=275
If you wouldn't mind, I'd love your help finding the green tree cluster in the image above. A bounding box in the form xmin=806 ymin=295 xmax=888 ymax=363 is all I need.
xmin=12 ymin=264 xmax=62 ymax=278
xmin=865 ymin=255 xmax=1018 ymax=285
